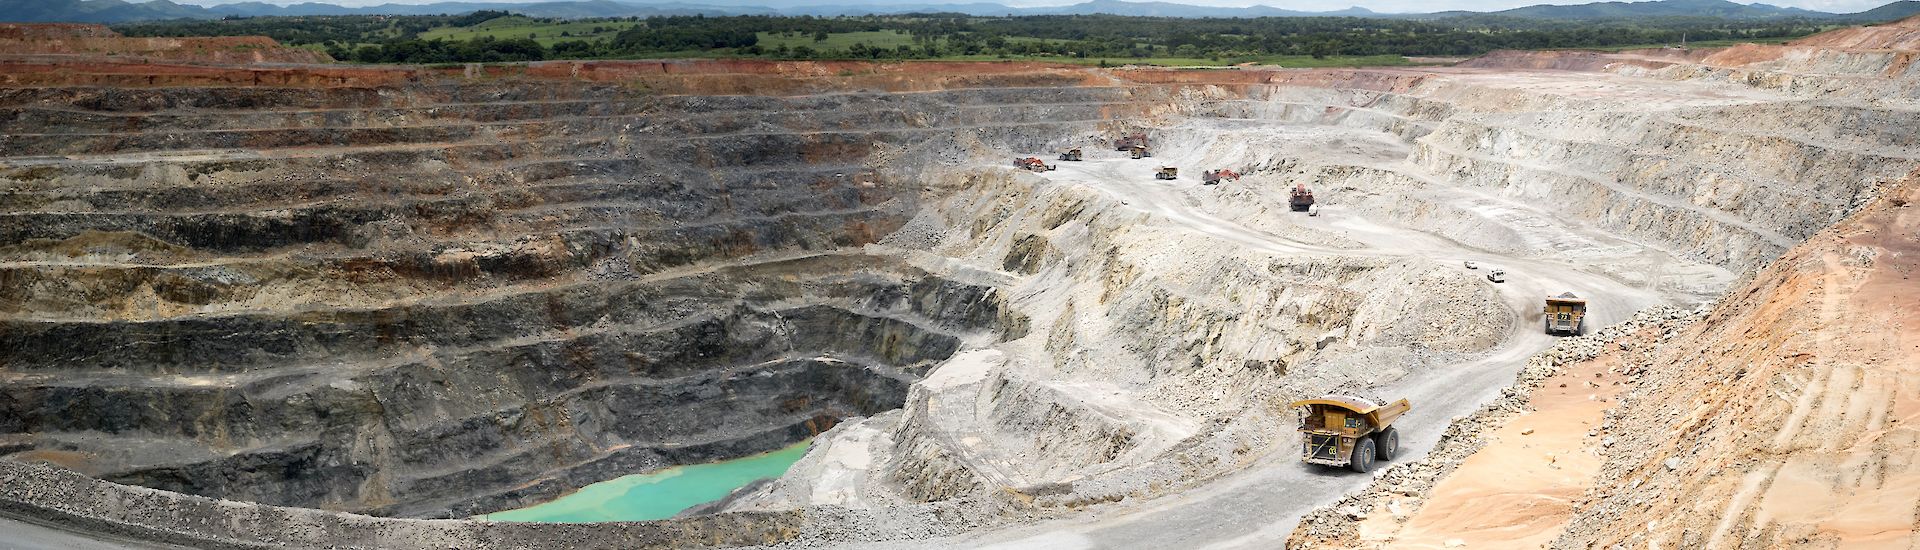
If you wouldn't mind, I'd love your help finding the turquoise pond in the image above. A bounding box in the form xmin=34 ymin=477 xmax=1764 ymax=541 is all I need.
xmin=483 ymin=441 xmax=810 ymax=523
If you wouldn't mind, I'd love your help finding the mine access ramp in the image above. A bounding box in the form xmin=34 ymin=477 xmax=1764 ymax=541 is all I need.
xmin=1292 ymin=395 xmax=1409 ymax=473
xmin=1545 ymin=292 xmax=1588 ymax=335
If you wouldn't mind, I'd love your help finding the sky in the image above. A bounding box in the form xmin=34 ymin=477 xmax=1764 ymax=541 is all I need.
xmin=174 ymin=0 xmax=1896 ymax=15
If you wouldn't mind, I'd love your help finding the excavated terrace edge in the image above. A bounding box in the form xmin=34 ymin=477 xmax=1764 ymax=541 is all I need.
xmin=1283 ymin=304 xmax=1707 ymax=548
xmin=0 ymin=458 xmax=805 ymax=549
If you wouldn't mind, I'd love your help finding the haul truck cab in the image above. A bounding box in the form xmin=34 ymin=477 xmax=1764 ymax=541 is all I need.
xmin=1291 ymin=395 xmax=1410 ymax=473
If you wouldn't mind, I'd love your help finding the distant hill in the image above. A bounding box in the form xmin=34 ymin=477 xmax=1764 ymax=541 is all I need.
xmin=0 ymin=0 xmax=701 ymax=21
xmin=1849 ymin=0 xmax=1920 ymax=21
xmin=1483 ymin=0 xmax=1825 ymax=19
xmin=4 ymin=0 xmax=1918 ymax=23
xmin=1010 ymin=0 xmax=1382 ymax=17
xmin=203 ymin=0 xmax=679 ymax=18
xmin=7 ymin=0 xmax=209 ymax=23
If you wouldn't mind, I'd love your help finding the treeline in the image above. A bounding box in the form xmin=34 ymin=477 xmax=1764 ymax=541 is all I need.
xmin=114 ymin=12 xmax=1829 ymax=64
xmin=535 ymin=13 xmax=1821 ymax=60
xmin=331 ymin=36 xmax=548 ymax=63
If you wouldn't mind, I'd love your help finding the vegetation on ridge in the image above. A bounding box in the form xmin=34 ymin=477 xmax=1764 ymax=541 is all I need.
xmin=111 ymin=10 xmax=1835 ymax=65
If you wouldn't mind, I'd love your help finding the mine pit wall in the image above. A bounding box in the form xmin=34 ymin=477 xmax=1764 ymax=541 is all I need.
xmin=749 ymin=61 xmax=1920 ymax=525
xmin=1620 ymin=47 xmax=1920 ymax=103
xmin=3 ymin=51 xmax=1916 ymax=541
xmin=0 ymin=69 xmax=1153 ymax=520
xmin=1186 ymin=70 xmax=1920 ymax=274
xmin=1549 ymin=174 xmax=1920 ymax=550
xmin=1482 ymin=62 xmax=1900 ymax=257
xmin=864 ymin=161 xmax=1514 ymax=510
xmin=0 ymin=259 xmax=1006 ymax=516
xmin=0 ymin=458 xmax=806 ymax=550
xmin=0 ymin=24 xmax=331 ymax=65
xmin=1410 ymin=108 xmax=1910 ymax=271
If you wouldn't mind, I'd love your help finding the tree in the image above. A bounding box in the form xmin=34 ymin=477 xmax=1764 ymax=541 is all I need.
xmin=1307 ymin=40 xmax=1336 ymax=59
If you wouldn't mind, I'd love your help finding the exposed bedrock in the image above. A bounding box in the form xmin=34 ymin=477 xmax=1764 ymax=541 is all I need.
xmin=0 ymin=77 xmax=1096 ymax=518
xmin=719 ymin=51 xmax=1920 ymax=546
xmin=0 ymin=40 xmax=1916 ymax=548
xmin=1 ymin=255 xmax=1015 ymax=517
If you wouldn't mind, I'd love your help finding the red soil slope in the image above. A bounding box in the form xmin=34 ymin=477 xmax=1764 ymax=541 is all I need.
xmin=1557 ymin=169 xmax=1920 ymax=549
xmin=0 ymin=23 xmax=328 ymax=64
xmin=1791 ymin=14 xmax=1920 ymax=50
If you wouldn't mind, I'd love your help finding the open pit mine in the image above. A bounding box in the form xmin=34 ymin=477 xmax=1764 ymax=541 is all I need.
xmin=1 ymin=17 xmax=1918 ymax=550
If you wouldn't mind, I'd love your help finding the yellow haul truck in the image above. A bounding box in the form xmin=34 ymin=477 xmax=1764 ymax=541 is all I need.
xmin=1292 ymin=395 xmax=1410 ymax=473
xmin=1545 ymin=292 xmax=1588 ymax=335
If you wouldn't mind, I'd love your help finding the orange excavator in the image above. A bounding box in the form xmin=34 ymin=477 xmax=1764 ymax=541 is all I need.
xmin=1014 ymin=157 xmax=1057 ymax=172
xmin=1203 ymin=169 xmax=1241 ymax=185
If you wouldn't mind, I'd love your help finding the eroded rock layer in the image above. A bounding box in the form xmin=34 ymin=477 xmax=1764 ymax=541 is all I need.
xmin=0 ymin=70 xmax=1100 ymax=517
xmin=1 ymin=19 xmax=1917 ymax=549
xmin=1285 ymin=17 xmax=1920 ymax=550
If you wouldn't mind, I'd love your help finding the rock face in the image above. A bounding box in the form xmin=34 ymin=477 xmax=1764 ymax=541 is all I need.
xmin=1286 ymin=21 xmax=1920 ymax=550
xmin=1551 ymin=171 xmax=1920 ymax=549
xmin=0 ymin=23 xmax=329 ymax=64
xmin=722 ymin=37 xmax=1920 ymax=550
xmin=0 ymin=67 xmax=1080 ymax=517
xmin=1 ymin=21 xmax=1917 ymax=550
xmin=1788 ymin=13 xmax=1920 ymax=50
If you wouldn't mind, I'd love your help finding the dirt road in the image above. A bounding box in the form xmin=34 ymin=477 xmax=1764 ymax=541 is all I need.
xmin=0 ymin=515 xmax=180 ymax=550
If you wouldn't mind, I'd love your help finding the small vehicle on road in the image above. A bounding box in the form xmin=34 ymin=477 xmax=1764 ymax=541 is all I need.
xmin=1486 ymin=269 xmax=1506 ymax=283
xmin=1292 ymin=395 xmax=1410 ymax=473
xmin=1463 ymin=260 xmax=1478 ymax=270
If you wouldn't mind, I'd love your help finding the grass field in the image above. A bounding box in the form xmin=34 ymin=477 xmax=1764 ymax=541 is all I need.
xmin=418 ymin=16 xmax=640 ymax=46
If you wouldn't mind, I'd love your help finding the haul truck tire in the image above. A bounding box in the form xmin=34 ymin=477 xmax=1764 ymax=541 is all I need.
xmin=1375 ymin=427 xmax=1399 ymax=461
xmin=1349 ymin=438 xmax=1377 ymax=473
